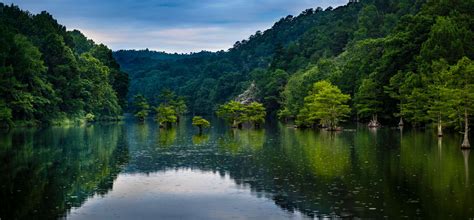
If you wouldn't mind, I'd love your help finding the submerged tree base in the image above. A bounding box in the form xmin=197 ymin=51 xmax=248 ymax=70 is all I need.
xmin=368 ymin=121 xmax=381 ymax=128
xmin=325 ymin=127 xmax=343 ymax=131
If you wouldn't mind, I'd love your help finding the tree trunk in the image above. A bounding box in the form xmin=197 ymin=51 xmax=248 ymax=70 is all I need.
xmin=198 ymin=125 xmax=202 ymax=135
xmin=368 ymin=114 xmax=380 ymax=127
xmin=399 ymin=117 xmax=404 ymax=127
xmin=462 ymin=109 xmax=470 ymax=149
xmin=437 ymin=116 xmax=443 ymax=137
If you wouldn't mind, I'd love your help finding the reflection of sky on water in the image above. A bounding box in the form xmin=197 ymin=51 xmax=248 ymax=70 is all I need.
xmin=69 ymin=169 xmax=308 ymax=220
xmin=1 ymin=118 xmax=474 ymax=219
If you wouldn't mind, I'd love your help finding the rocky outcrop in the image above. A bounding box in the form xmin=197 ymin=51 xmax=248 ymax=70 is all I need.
xmin=235 ymin=82 xmax=260 ymax=105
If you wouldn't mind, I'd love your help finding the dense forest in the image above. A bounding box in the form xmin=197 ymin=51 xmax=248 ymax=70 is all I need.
xmin=115 ymin=0 xmax=473 ymax=133
xmin=0 ymin=3 xmax=129 ymax=127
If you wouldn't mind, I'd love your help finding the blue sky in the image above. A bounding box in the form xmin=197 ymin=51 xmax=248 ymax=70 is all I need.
xmin=5 ymin=0 xmax=347 ymax=53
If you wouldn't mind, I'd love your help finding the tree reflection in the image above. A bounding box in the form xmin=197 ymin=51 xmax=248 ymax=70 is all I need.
xmin=463 ymin=150 xmax=470 ymax=187
xmin=0 ymin=125 xmax=129 ymax=220
xmin=192 ymin=134 xmax=209 ymax=145
xmin=2 ymin=119 xmax=473 ymax=219
xmin=398 ymin=132 xmax=474 ymax=219
xmin=157 ymin=127 xmax=177 ymax=147
xmin=218 ymin=129 xmax=266 ymax=154
xmin=292 ymin=130 xmax=350 ymax=178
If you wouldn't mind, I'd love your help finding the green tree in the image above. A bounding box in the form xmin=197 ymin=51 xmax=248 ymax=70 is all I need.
xmin=133 ymin=94 xmax=149 ymax=121
xmin=298 ymin=81 xmax=351 ymax=130
xmin=155 ymin=104 xmax=177 ymax=128
xmin=442 ymin=57 xmax=474 ymax=148
xmin=243 ymin=102 xmax=266 ymax=128
xmin=425 ymin=59 xmax=451 ymax=136
xmin=216 ymin=101 xmax=246 ymax=128
xmin=41 ymin=33 xmax=82 ymax=114
xmin=192 ymin=116 xmax=210 ymax=134
xmin=420 ymin=16 xmax=469 ymax=64
xmin=401 ymin=88 xmax=429 ymax=127
xmin=170 ymin=96 xmax=187 ymax=123
xmin=0 ymin=100 xmax=13 ymax=127
xmin=354 ymin=78 xmax=383 ymax=126
xmin=0 ymin=4 xmax=127 ymax=125
xmin=9 ymin=34 xmax=54 ymax=121
xmin=78 ymin=53 xmax=121 ymax=118
xmin=354 ymin=5 xmax=383 ymax=40
xmin=251 ymin=69 xmax=289 ymax=112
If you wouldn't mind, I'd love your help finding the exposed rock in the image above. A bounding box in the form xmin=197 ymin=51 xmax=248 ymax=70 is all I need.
xmin=235 ymin=82 xmax=260 ymax=105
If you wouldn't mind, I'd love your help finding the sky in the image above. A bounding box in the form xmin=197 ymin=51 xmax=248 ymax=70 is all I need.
xmin=5 ymin=0 xmax=347 ymax=53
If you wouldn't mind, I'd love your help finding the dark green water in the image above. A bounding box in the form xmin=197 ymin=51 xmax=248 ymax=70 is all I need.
xmin=1 ymin=117 xmax=473 ymax=219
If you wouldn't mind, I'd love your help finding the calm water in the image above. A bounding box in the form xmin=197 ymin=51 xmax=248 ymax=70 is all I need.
xmin=1 ymin=117 xmax=473 ymax=219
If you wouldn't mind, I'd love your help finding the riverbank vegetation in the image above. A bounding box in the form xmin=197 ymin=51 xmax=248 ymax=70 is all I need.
xmin=1 ymin=1 xmax=472 ymax=145
xmin=216 ymin=101 xmax=266 ymax=128
xmin=295 ymin=81 xmax=351 ymax=130
xmin=0 ymin=4 xmax=129 ymax=128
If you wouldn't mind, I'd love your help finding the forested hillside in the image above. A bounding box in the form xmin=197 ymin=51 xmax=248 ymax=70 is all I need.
xmin=0 ymin=4 xmax=129 ymax=127
xmin=116 ymin=0 xmax=473 ymax=131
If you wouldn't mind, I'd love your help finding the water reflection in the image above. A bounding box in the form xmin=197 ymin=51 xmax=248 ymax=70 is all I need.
xmin=463 ymin=150 xmax=470 ymax=187
xmin=218 ymin=129 xmax=265 ymax=154
xmin=0 ymin=125 xmax=129 ymax=219
xmin=192 ymin=134 xmax=209 ymax=145
xmin=0 ymin=118 xmax=473 ymax=219
xmin=68 ymin=169 xmax=306 ymax=220
xmin=157 ymin=128 xmax=177 ymax=147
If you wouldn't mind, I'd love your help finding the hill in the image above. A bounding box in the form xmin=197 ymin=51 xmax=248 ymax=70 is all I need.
xmin=0 ymin=3 xmax=129 ymax=126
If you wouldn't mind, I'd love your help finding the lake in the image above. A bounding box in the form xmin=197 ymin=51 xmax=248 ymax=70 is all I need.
xmin=1 ymin=117 xmax=473 ymax=219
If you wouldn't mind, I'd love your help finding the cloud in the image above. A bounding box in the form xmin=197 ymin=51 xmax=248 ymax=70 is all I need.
xmin=5 ymin=0 xmax=347 ymax=52
xmin=80 ymin=23 xmax=271 ymax=53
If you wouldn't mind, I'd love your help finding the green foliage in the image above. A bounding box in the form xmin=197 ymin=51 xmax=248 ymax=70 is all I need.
xmin=155 ymin=104 xmax=177 ymax=128
xmin=420 ymin=16 xmax=471 ymax=64
xmin=192 ymin=116 xmax=211 ymax=133
xmin=171 ymin=96 xmax=188 ymax=116
xmin=192 ymin=116 xmax=211 ymax=128
xmin=424 ymin=59 xmax=452 ymax=128
xmin=0 ymin=100 xmax=12 ymax=127
xmin=216 ymin=101 xmax=246 ymax=127
xmin=217 ymin=101 xmax=267 ymax=128
xmin=354 ymin=78 xmax=383 ymax=120
xmin=440 ymin=57 xmax=474 ymax=126
xmin=243 ymin=102 xmax=266 ymax=127
xmin=297 ymin=81 xmax=351 ymax=129
xmin=5 ymin=0 xmax=470 ymax=132
xmin=251 ymin=69 xmax=289 ymax=112
xmin=114 ymin=3 xmax=362 ymax=114
xmin=78 ymin=53 xmax=121 ymax=117
xmin=85 ymin=113 xmax=95 ymax=122
xmin=0 ymin=4 xmax=129 ymax=126
xmin=114 ymin=0 xmax=473 ymax=131
xmin=133 ymin=94 xmax=150 ymax=121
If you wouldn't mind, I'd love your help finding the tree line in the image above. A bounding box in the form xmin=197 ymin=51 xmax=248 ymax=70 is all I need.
xmin=0 ymin=4 xmax=129 ymax=127
xmin=116 ymin=0 xmax=473 ymax=147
